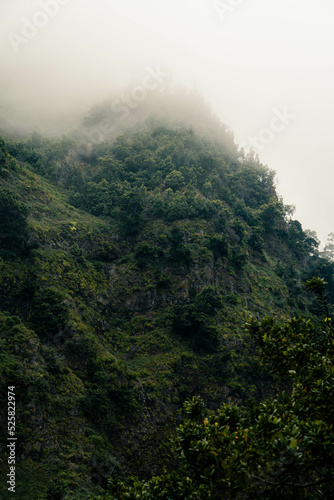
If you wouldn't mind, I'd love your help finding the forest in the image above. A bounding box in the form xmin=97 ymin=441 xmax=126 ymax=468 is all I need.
xmin=0 ymin=89 xmax=334 ymax=499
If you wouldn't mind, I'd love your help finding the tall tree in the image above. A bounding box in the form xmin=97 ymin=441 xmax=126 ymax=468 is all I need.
xmin=322 ymin=232 xmax=334 ymax=262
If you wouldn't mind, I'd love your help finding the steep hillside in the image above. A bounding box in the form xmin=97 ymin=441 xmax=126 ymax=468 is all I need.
xmin=0 ymin=107 xmax=333 ymax=498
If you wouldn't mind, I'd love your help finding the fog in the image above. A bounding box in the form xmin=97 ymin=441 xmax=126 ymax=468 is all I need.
xmin=1 ymin=0 xmax=333 ymax=244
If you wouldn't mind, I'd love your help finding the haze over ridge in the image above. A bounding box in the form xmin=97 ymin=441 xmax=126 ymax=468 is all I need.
xmin=1 ymin=0 xmax=333 ymax=244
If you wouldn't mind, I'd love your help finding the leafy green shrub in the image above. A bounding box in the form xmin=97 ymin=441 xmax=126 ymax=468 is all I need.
xmin=231 ymin=218 xmax=247 ymax=242
xmin=118 ymin=189 xmax=145 ymax=236
xmin=28 ymin=288 xmax=69 ymax=338
xmin=154 ymin=271 xmax=172 ymax=289
xmin=165 ymin=192 xmax=190 ymax=221
xmin=167 ymin=226 xmax=191 ymax=265
xmin=45 ymin=478 xmax=67 ymax=500
xmin=248 ymin=226 xmax=264 ymax=251
xmin=0 ymin=187 xmax=29 ymax=253
xmin=223 ymin=292 xmax=239 ymax=305
xmin=134 ymin=241 xmax=163 ymax=268
xmin=171 ymin=304 xmax=201 ymax=338
xmin=164 ymin=170 xmax=185 ymax=191
xmin=171 ymin=287 xmax=221 ymax=352
xmin=194 ymin=285 xmax=222 ymax=315
xmin=231 ymin=248 xmax=248 ymax=271
xmin=69 ymin=243 xmax=85 ymax=264
xmin=207 ymin=234 xmax=228 ymax=258
xmin=82 ymin=387 xmax=111 ymax=422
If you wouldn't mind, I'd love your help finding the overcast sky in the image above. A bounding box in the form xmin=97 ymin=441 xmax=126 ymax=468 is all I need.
xmin=1 ymin=0 xmax=333 ymax=245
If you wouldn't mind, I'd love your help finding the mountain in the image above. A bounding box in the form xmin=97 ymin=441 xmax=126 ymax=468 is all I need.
xmin=0 ymin=92 xmax=333 ymax=498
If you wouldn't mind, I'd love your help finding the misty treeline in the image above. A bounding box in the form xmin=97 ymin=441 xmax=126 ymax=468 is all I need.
xmin=3 ymin=88 xmax=333 ymax=262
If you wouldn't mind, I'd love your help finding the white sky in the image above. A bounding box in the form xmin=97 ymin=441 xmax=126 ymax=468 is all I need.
xmin=1 ymin=0 xmax=334 ymax=244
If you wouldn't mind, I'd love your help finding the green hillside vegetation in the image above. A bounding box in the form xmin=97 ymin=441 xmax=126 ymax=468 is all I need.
xmin=0 ymin=92 xmax=333 ymax=498
xmin=109 ymin=279 xmax=334 ymax=499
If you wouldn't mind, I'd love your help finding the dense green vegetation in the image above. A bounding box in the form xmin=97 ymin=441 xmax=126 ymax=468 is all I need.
xmin=0 ymin=93 xmax=333 ymax=498
xmin=108 ymin=278 xmax=334 ymax=498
